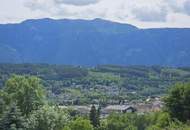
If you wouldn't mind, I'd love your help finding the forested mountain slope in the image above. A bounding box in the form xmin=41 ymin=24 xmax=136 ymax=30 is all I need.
xmin=0 ymin=18 xmax=190 ymax=66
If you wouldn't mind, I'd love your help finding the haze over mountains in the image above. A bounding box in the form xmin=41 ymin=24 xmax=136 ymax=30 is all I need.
xmin=0 ymin=18 xmax=190 ymax=66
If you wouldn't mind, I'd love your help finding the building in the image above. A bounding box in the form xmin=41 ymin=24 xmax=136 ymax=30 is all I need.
xmin=101 ymin=105 xmax=136 ymax=117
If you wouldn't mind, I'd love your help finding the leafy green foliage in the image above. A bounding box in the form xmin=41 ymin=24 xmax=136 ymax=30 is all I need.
xmin=0 ymin=75 xmax=190 ymax=130
xmin=27 ymin=105 xmax=70 ymax=130
xmin=145 ymin=112 xmax=172 ymax=129
xmin=3 ymin=75 xmax=46 ymax=116
xmin=103 ymin=112 xmax=190 ymax=130
xmin=0 ymin=90 xmax=7 ymax=116
xmin=106 ymin=113 xmax=149 ymax=130
xmin=66 ymin=117 xmax=94 ymax=130
xmin=0 ymin=75 xmax=70 ymax=130
xmin=164 ymin=82 xmax=190 ymax=122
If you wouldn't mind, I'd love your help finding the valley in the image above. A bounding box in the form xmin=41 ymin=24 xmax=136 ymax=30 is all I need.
xmin=0 ymin=64 xmax=190 ymax=105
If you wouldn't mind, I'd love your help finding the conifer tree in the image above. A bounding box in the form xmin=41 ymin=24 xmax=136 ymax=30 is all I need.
xmin=90 ymin=105 xmax=97 ymax=127
xmin=89 ymin=105 xmax=100 ymax=128
xmin=96 ymin=106 xmax=101 ymax=127
xmin=0 ymin=103 xmax=27 ymax=130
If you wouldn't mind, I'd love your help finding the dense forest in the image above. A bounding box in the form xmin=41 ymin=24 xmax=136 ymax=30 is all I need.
xmin=0 ymin=64 xmax=190 ymax=105
xmin=1 ymin=75 xmax=190 ymax=130
xmin=0 ymin=18 xmax=190 ymax=66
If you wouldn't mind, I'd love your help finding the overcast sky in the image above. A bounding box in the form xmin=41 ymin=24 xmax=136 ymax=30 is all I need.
xmin=1 ymin=0 xmax=190 ymax=28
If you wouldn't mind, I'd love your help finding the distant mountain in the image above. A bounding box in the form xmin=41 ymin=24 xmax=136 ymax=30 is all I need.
xmin=0 ymin=18 xmax=190 ymax=66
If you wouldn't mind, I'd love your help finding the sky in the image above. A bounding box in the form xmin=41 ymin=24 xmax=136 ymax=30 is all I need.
xmin=1 ymin=0 xmax=190 ymax=28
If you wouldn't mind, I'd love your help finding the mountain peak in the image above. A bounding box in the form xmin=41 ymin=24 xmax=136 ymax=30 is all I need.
xmin=20 ymin=18 xmax=138 ymax=29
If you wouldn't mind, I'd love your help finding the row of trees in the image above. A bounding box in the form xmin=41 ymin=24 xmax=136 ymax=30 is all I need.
xmin=0 ymin=75 xmax=190 ymax=130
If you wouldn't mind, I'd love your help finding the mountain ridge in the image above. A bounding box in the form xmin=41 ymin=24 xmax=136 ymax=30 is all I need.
xmin=2 ymin=18 xmax=190 ymax=29
xmin=0 ymin=18 xmax=190 ymax=66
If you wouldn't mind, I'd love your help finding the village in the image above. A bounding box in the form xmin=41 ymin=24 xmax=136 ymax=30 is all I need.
xmin=59 ymin=96 xmax=164 ymax=118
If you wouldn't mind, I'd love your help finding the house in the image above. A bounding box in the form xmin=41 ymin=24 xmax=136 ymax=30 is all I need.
xmin=101 ymin=105 xmax=136 ymax=116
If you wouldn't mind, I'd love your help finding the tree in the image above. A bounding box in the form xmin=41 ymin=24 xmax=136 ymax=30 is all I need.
xmin=164 ymin=82 xmax=190 ymax=122
xmin=106 ymin=113 xmax=149 ymax=130
xmin=0 ymin=103 xmax=27 ymax=130
xmin=124 ymin=125 xmax=137 ymax=130
xmin=4 ymin=75 xmax=46 ymax=116
xmin=27 ymin=105 xmax=70 ymax=130
xmin=146 ymin=112 xmax=172 ymax=130
xmin=0 ymin=90 xmax=7 ymax=116
xmin=68 ymin=117 xmax=94 ymax=130
xmin=96 ymin=106 xmax=101 ymax=127
xmin=89 ymin=105 xmax=99 ymax=128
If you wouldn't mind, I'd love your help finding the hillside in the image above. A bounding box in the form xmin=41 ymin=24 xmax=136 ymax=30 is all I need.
xmin=0 ymin=18 xmax=190 ymax=66
xmin=0 ymin=64 xmax=190 ymax=104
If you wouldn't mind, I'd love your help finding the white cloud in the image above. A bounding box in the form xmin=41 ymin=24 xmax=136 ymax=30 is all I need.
xmin=54 ymin=0 xmax=100 ymax=6
xmin=131 ymin=6 xmax=167 ymax=22
xmin=184 ymin=0 xmax=190 ymax=15
xmin=0 ymin=0 xmax=190 ymax=28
